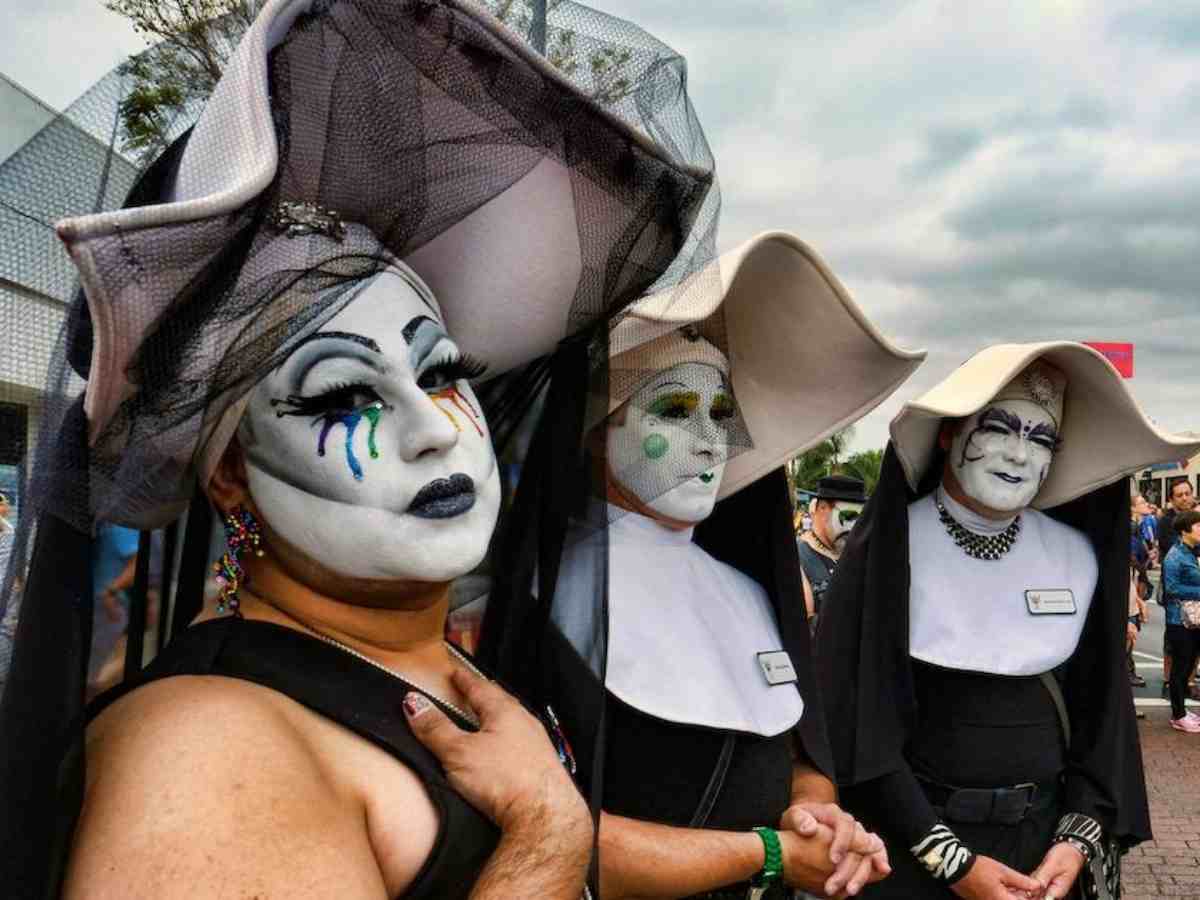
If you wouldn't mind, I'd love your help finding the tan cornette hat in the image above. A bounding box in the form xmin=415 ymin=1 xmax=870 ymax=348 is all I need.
xmin=890 ymin=341 xmax=1200 ymax=509
xmin=608 ymin=230 xmax=927 ymax=500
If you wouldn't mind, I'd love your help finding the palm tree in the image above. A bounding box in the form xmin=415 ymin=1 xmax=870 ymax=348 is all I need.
xmin=786 ymin=427 xmax=856 ymax=498
xmin=842 ymin=448 xmax=885 ymax=496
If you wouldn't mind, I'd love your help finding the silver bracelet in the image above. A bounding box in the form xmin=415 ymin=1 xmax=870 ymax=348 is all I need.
xmin=1052 ymin=813 xmax=1103 ymax=864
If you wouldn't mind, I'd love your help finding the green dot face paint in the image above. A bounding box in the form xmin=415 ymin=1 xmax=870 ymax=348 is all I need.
xmin=643 ymin=432 xmax=669 ymax=460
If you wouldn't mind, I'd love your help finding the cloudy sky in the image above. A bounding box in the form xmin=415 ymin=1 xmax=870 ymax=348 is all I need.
xmin=5 ymin=0 xmax=1199 ymax=452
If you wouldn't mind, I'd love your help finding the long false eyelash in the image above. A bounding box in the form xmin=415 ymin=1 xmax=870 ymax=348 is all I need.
xmin=647 ymin=391 xmax=700 ymax=420
xmin=418 ymin=352 xmax=489 ymax=389
xmin=271 ymin=381 xmax=381 ymax=420
xmin=710 ymin=393 xmax=737 ymax=422
xmin=1032 ymin=434 xmax=1064 ymax=452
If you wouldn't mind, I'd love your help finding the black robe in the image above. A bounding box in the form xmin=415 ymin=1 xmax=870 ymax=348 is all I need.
xmin=817 ymin=445 xmax=1151 ymax=868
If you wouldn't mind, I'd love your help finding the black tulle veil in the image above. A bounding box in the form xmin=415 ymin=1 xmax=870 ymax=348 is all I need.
xmin=0 ymin=1 xmax=723 ymax=895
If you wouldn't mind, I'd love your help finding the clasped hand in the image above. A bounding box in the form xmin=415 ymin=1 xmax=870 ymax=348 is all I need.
xmin=951 ymin=842 xmax=1085 ymax=900
xmin=778 ymin=801 xmax=890 ymax=898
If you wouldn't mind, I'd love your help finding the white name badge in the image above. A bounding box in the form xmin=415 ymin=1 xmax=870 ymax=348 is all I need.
xmin=757 ymin=650 xmax=798 ymax=686
xmin=1025 ymin=589 xmax=1077 ymax=616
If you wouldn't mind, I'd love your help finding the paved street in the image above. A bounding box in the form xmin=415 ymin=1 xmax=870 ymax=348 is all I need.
xmin=1123 ymin=570 xmax=1200 ymax=898
xmin=1124 ymin=707 xmax=1200 ymax=898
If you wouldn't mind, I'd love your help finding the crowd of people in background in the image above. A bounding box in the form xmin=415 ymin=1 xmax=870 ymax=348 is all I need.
xmin=795 ymin=475 xmax=1200 ymax=733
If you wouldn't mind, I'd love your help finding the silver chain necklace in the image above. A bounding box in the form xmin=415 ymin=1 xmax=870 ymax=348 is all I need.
xmin=807 ymin=529 xmax=839 ymax=558
xmin=935 ymin=498 xmax=1022 ymax=561
xmin=305 ymin=628 xmax=485 ymax=727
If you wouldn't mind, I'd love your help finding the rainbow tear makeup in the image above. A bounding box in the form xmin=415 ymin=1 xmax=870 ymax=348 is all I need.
xmin=431 ymin=386 xmax=484 ymax=436
xmin=272 ymin=392 xmax=388 ymax=482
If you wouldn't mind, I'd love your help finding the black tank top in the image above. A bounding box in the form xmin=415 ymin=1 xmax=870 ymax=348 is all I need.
xmin=796 ymin=540 xmax=837 ymax=617
xmin=87 ymin=617 xmax=499 ymax=899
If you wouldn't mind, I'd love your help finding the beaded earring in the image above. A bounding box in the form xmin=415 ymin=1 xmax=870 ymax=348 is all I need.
xmin=213 ymin=505 xmax=264 ymax=614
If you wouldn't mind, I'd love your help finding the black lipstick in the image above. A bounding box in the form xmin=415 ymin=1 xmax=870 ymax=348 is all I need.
xmin=408 ymin=473 xmax=476 ymax=519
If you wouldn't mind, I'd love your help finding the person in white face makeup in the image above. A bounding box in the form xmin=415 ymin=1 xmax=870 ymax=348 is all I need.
xmin=236 ymin=269 xmax=502 ymax=586
xmin=606 ymin=359 xmax=732 ymax=527
xmin=797 ymin=475 xmax=866 ymax=633
xmin=818 ymin=343 xmax=1200 ymax=900
xmin=0 ymin=1 xmax=725 ymax=897
xmin=481 ymin=231 xmax=927 ymax=900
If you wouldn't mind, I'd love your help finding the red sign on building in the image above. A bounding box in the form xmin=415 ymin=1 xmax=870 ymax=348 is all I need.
xmin=1083 ymin=342 xmax=1134 ymax=378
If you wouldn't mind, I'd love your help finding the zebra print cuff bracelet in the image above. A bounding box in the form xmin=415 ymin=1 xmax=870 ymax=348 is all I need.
xmin=1052 ymin=813 xmax=1103 ymax=863
xmin=910 ymin=823 xmax=976 ymax=885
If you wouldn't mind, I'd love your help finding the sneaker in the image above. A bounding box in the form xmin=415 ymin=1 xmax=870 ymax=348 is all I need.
xmin=1170 ymin=716 xmax=1200 ymax=733
xmin=1130 ymin=674 xmax=1147 ymax=688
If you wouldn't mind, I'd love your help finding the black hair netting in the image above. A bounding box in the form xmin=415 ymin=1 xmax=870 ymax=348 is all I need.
xmin=0 ymin=1 xmax=722 ymax=895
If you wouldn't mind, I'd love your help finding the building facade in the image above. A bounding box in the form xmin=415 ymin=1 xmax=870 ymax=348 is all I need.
xmin=0 ymin=72 xmax=137 ymax=523
xmin=1137 ymin=449 xmax=1200 ymax=509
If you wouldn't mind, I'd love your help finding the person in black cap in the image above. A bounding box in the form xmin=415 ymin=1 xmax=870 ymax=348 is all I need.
xmin=797 ymin=475 xmax=865 ymax=634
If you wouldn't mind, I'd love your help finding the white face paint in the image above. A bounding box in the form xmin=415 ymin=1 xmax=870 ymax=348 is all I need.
xmin=607 ymin=363 xmax=734 ymax=524
xmin=825 ymin=501 xmax=864 ymax=545
xmin=239 ymin=269 xmax=500 ymax=583
xmin=950 ymin=398 xmax=1060 ymax=513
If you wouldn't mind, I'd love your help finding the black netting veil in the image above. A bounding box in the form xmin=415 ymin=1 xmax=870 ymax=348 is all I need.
xmin=0 ymin=1 xmax=722 ymax=894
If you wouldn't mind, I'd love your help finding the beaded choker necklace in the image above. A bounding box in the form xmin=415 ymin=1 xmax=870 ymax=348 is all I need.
xmin=935 ymin=498 xmax=1022 ymax=561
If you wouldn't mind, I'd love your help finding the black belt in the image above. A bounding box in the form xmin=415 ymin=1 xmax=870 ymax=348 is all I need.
xmin=918 ymin=776 xmax=1060 ymax=827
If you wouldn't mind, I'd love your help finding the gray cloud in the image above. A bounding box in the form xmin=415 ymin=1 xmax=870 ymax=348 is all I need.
xmin=1109 ymin=5 xmax=1200 ymax=50
xmin=3 ymin=0 xmax=1199 ymax=453
xmin=908 ymin=127 xmax=984 ymax=179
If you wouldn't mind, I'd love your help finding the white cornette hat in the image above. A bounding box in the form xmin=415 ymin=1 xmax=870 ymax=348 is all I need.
xmin=890 ymin=342 xmax=1200 ymax=509
xmin=608 ymin=230 xmax=927 ymax=501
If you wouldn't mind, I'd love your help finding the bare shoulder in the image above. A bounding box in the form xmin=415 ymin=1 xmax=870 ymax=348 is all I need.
xmin=65 ymin=676 xmax=389 ymax=899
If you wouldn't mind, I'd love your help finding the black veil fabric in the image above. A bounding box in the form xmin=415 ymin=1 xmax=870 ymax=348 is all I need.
xmin=477 ymin=337 xmax=613 ymax=823
xmin=694 ymin=467 xmax=834 ymax=779
xmin=817 ymin=443 xmax=1151 ymax=848
xmin=0 ymin=2 xmax=723 ymax=896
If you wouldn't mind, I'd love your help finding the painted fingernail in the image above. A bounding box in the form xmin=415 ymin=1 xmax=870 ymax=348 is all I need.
xmin=403 ymin=693 xmax=431 ymax=717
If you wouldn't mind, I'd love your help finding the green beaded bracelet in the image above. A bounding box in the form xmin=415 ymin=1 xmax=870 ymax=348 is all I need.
xmin=751 ymin=826 xmax=783 ymax=887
